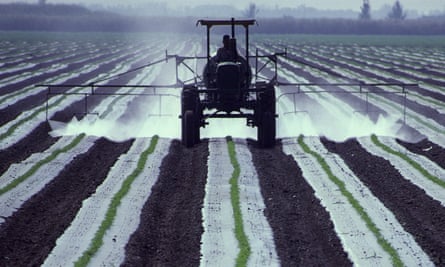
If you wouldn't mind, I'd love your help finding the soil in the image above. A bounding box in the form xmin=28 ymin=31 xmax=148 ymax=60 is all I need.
xmin=123 ymin=139 xmax=209 ymax=266
xmin=0 ymin=122 xmax=58 ymax=176
xmin=0 ymin=138 xmax=133 ymax=266
xmin=396 ymin=138 xmax=445 ymax=169
xmin=248 ymin=139 xmax=352 ymax=266
xmin=321 ymin=137 xmax=445 ymax=266
xmin=2 ymin=134 xmax=444 ymax=266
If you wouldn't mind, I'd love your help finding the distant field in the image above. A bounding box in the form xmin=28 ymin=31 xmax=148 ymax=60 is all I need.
xmin=253 ymin=33 xmax=445 ymax=46
xmin=0 ymin=32 xmax=444 ymax=267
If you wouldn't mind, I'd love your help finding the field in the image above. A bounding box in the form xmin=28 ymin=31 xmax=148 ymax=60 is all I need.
xmin=0 ymin=31 xmax=445 ymax=266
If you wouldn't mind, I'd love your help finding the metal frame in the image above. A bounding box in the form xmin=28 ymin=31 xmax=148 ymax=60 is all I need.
xmin=255 ymin=48 xmax=287 ymax=83
xmin=276 ymin=82 xmax=417 ymax=124
xmin=165 ymin=52 xmax=207 ymax=86
xmin=39 ymin=84 xmax=180 ymax=120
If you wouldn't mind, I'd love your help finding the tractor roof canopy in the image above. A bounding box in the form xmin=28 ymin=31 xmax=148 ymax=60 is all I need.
xmin=196 ymin=19 xmax=256 ymax=28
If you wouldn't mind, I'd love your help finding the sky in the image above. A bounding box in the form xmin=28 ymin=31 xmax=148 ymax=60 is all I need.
xmin=1 ymin=0 xmax=444 ymax=13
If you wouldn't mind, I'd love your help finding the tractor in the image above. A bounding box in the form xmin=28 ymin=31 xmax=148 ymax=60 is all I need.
xmin=181 ymin=18 xmax=277 ymax=148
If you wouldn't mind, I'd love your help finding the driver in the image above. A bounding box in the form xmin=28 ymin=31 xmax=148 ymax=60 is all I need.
xmin=215 ymin=34 xmax=236 ymax=62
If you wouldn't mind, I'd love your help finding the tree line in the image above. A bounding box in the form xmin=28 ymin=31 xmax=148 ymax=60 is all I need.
xmin=254 ymin=17 xmax=445 ymax=35
xmin=360 ymin=0 xmax=407 ymax=20
xmin=0 ymin=3 xmax=444 ymax=35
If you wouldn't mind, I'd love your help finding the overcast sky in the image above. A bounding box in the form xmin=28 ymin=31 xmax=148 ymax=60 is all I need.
xmin=1 ymin=0 xmax=444 ymax=13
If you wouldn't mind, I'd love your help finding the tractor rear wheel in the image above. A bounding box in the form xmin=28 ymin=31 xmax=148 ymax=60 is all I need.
xmin=256 ymin=85 xmax=276 ymax=148
xmin=182 ymin=110 xmax=195 ymax=148
xmin=181 ymin=86 xmax=201 ymax=147
xmin=258 ymin=111 xmax=276 ymax=148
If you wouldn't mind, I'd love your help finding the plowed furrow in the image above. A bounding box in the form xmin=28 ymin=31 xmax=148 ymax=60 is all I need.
xmin=0 ymin=138 xmax=133 ymax=266
xmin=123 ymin=139 xmax=208 ymax=266
xmin=248 ymin=140 xmax=352 ymax=266
xmin=0 ymin=122 xmax=57 ymax=176
xmin=321 ymin=137 xmax=445 ymax=265
xmin=0 ymin=50 xmax=90 ymax=82
xmin=397 ymin=138 xmax=445 ymax=169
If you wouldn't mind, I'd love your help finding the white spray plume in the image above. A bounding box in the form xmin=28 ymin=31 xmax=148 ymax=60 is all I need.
xmin=49 ymin=64 xmax=408 ymax=142
xmin=49 ymin=102 xmax=405 ymax=143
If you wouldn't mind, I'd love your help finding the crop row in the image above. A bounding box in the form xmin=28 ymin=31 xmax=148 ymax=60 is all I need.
xmin=2 ymin=132 xmax=444 ymax=266
xmin=0 ymin=33 xmax=444 ymax=266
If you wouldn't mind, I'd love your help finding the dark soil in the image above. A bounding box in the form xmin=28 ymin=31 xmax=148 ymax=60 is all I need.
xmin=0 ymin=138 xmax=133 ymax=267
xmin=321 ymin=137 xmax=445 ymax=266
xmin=397 ymin=138 xmax=445 ymax=169
xmin=0 ymin=122 xmax=59 ymax=176
xmin=248 ymin=139 xmax=352 ymax=266
xmin=123 ymin=139 xmax=209 ymax=266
